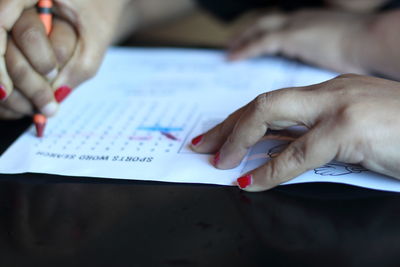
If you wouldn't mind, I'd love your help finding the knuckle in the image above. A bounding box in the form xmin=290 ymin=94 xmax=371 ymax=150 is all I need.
xmin=336 ymin=73 xmax=359 ymax=80
xmin=253 ymin=93 xmax=270 ymax=113
xmin=255 ymin=89 xmax=298 ymax=113
xmin=287 ymin=141 xmax=307 ymax=167
xmin=18 ymin=26 xmax=42 ymax=46
xmin=78 ymin=60 xmax=98 ymax=81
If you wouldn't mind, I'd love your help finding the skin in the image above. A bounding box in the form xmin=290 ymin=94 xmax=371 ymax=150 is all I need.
xmin=324 ymin=0 xmax=390 ymax=12
xmin=2 ymin=8 xmax=77 ymax=119
xmin=228 ymin=9 xmax=400 ymax=80
xmin=191 ymin=74 xmax=400 ymax=191
xmin=0 ymin=0 xmax=131 ymax=119
xmin=0 ymin=0 xmax=196 ymax=119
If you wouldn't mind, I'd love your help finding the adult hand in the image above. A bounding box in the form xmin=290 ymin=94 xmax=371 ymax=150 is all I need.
xmin=1 ymin=8 xmax=77 ymax=119
xmin=50 ymin=0 xmax=129 ymax=89
xmin=191 ymin=74 xmax=400 ymax=191
xmin=0 ymin=0 xmax=40 ymax=106
xmin=227 ymin=9 xmax=371 ymax=74
xmin=0 ymin=0 xmax=129 ymax=119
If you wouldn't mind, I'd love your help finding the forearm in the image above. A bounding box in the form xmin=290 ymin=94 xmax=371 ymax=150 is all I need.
xmin=112 ymin=0 xmax=197 ymax=43
xmin=350 ymin=10 xmax=400 ymax=80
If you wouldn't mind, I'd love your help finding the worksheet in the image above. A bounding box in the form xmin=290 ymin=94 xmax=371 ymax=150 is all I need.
xmin=1 ymin=48 xmax=400 ymax=192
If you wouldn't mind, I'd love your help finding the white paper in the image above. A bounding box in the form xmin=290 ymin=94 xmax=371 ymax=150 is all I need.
xmin=1 ymin=47 xmax=399 ymax=192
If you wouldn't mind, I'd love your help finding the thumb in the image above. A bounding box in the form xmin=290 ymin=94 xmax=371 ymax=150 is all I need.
xmin=52 ymin=33 xmax=106 ymax=90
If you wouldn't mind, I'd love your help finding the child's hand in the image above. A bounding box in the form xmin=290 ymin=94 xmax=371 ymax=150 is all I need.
xmin=228 ymin=9 xmax=371 ymax=74
xmin=191 ymin=74 xmax=400 ymax=191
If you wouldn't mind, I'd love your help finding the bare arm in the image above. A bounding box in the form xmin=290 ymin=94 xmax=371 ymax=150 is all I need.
xmin=351 ymin=10 xmax=400 ymax=80
xmin=113 ymin=0 xmax=197 ymax=43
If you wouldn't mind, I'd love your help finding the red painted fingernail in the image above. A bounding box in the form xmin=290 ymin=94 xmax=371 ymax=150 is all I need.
xmin=0 ymin=85 xmax=7 ymax=101
xmin=213 ymin=151 xmax=220 ymax=166
xmin=54 ymin=86 xmax=72 ymax=103
xmin=237 ymin=174 xmax=252 ymax=189
xmin=191 ymin=135 xmax=203 ymax=146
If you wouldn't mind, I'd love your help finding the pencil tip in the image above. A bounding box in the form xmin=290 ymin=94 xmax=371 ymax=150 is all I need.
xmin=34 ymin=114 xmax=47 ymax=138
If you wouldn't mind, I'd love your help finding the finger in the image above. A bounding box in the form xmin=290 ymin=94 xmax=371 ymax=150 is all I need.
xmin=228 ymin=13 xmax=288 ymax=54
xmin=0 ymin=0 xmax=38 ymax=29
xmin=256 ymin=13 xmax=288 ymax=31
xmin=52 ymin=29 xmax=107 ymax=93
xmin=6 ymin=38 xmax=59 ymax=116
xmin=215 ymin=89 xmax=322 ymax=170
xmin=12 ymin=8 xmax=58 ymax=80
xmin=190 ymin=104 xmax=249 ymax=154
xmin=237 ymin=123 xmax=339 ymax=192
xmin=0 ymin=89 xmax=34 ymax=115
xmin=49 ymin=18 xmax=77 ymax=68
xmin=0 ymin=0 xmax=39 ymax=99
xmin=228 ymin=23 xmax=264 ymax=52
xmin=0 ymin=104 xmax=25 ymax=119
xmin=228 ymin=31 xmax=286 ymax=61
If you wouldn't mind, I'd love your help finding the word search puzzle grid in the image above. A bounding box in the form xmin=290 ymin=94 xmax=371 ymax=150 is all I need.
xmin=33 ymin=100 xmax=200 ymax=155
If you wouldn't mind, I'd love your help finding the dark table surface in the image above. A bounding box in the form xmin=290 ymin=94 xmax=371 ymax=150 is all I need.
xmin=1 ymin=118 xmax=400 ymax=267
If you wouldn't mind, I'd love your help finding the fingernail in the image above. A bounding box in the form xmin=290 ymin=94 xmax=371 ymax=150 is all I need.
xmin=213 ymin=151 xmax=220 ymax=166
xmin=0 ymin=85 xmax=7 ymax=101
xmin=46 ymin=68 xmax=58 ymax=81
xmin=237 ymin=174 xmax=252 ymax=189
xmin=191 ymin=135 xmax=203 ymax=146
xmin=54 ymin=86 xmax=72 ymax=103
xmin=41 ymin=101 xmax=59 ymax=117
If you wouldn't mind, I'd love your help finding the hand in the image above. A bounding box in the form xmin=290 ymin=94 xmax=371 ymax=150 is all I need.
xmin=191 ymin=74 xmax=400 ymax=191
xmin=0 ymin=8 xmax=77 ymax=119
xmin=227 ymin=9 xmax=371 ymax=74
xmin=50 ymin=0 xmax=129 ymax=89
xmin=0 ymin=0 xmax=129 ymax=119
xmin=0 ymin=0 xmax=41 ymax=110
xmin=324 ymin=0 xmax=389 ymax=12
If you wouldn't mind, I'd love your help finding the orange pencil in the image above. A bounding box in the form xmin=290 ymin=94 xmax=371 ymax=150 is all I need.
xmin=34 ymin=0 xmax=53 ymax=137
xmin=34 ymin=114 xmax=47 ymax=138
xmin=38 ymin=0 xmax=53 ymax=34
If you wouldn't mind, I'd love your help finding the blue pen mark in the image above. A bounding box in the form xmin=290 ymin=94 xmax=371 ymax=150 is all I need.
xmin=137 ymin=126 xmax=183 ymax=132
